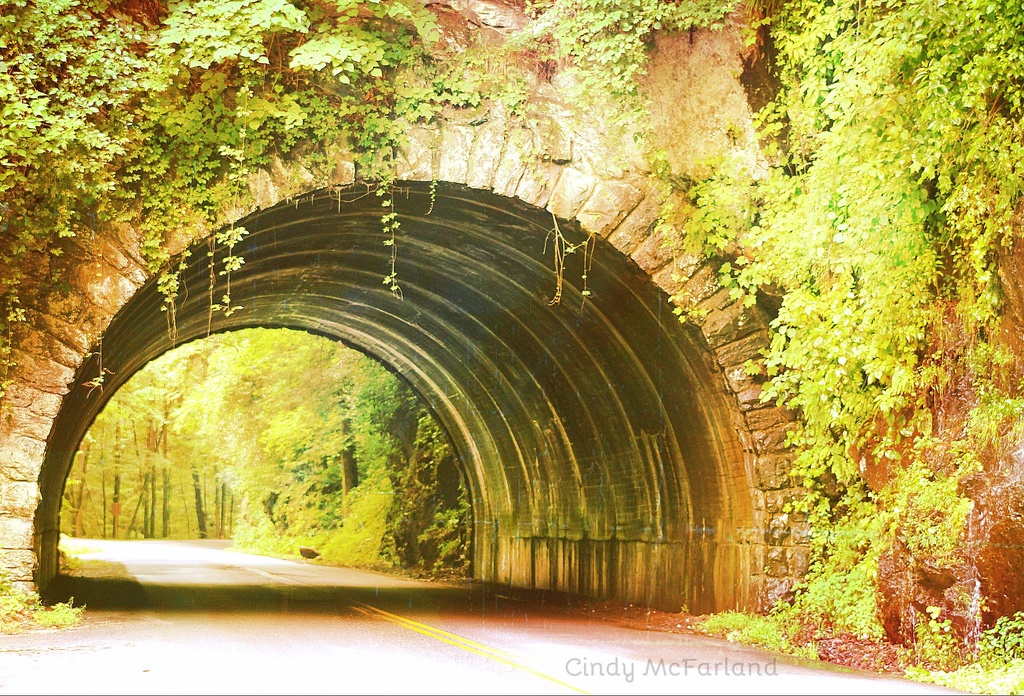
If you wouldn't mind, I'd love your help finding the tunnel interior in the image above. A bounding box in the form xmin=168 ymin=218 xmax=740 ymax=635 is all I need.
xmin=37 ymin=182 xmax=757 ymax=612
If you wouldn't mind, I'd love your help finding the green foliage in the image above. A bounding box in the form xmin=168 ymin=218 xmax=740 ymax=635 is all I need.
xmin=880 ymin=455 xmax=976 ymax=569
xmin=384 ymin=413 xmax=471 ymax=574
xmin=529 ymin=0 xmax=738 ymax=100
xmin=698 ymin=610 xmax=816 ymax=659
xmin=913 ymin=605 xmax=965 ymax=672
xmin=673 ymin=0 xmax=1024 ymax=504
xmin=659 ymin=0 xmax=1024 ymax=665
xmin=0 ymin=0 xmax=449 ymax=394
xmin=317 ymin=468 xmax=396 ymax=568
xmin=0 ymin=578 xmax=36 ymax=633
xmin=32 ymin=598 xmax=84 ymax=629
xmin=980 ymin=612 xmax=1024 ymax=665
xmin=786 ymin=515 xmax=885 ymax=641
xmin=909 ymin=660 xmax=1024 ymax=695
xmin=157 ymin=0 xmax=310 ymax=69
xmin=0 ymin=575 xmax=82 ymax=633
xmin=909 ymin=613 xmax=1024 ymax=692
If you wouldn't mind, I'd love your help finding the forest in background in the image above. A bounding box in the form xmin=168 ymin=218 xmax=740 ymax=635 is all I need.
xmin=60 ymin=328 xmax=470 ymax=577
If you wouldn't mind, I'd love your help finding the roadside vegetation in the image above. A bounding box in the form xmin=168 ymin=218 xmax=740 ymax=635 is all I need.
xmin=0 ymin=577 xmax=83 ymax=634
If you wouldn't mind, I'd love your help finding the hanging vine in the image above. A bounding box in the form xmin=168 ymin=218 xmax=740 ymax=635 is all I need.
xmin=544 ymin=213 xmax=594 ymax=308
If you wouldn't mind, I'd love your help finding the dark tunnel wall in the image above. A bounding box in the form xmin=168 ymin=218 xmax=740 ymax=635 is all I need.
xmin=37 ymin=182 xmax=758 ymax=612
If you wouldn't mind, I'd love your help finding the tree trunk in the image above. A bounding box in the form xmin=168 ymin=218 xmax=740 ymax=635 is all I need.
xmin=126 ymin=471 xmax=150 ymax=538
xmin=219 ymin=482 xmax=227 ymax=539
xmin=214 ymin=482 xmax=221 ymax=539
xmin=159 ymin=404 xmax=171 ymax=538
xmin=341 ymin=419 xmax=359 ymax=514
xmin=162 ymin=467 xmax=172 ymax=538
xmin=192 ymin=464 xmax=208 ymax=539
xmin=144 ymin=421 xmax=157 ymax=538
xmin=101 ymin=456 xmax=108 ymax=539
xmin=74 ymin=443 xmax=90 ymax=537
xmin=112 ymin=471 xmax=122 ymax=539
xmin=144 ymin=461 xmax=157 ymax=538
xmin=178 ymin=469 xmax=193 ymax=537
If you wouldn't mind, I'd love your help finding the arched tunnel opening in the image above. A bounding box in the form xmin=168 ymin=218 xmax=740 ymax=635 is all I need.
xmin=37 ymin=181 xmax=758 ymax=613
xmin=59 ymin=327 xmax=473 ymax=579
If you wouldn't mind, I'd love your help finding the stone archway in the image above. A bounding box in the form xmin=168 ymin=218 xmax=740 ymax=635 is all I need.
xmin=0 ymin=24 xmax=807 ymax=611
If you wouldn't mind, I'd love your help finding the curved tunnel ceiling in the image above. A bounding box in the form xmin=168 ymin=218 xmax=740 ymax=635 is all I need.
xmin=39 ymin=182 xmax=755 ymax=611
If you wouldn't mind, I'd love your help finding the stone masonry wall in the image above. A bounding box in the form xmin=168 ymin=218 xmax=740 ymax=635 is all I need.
xmin=0 ymin=7 xmax=805 ymax=608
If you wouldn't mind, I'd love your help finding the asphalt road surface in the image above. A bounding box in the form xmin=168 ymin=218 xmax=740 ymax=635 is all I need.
xmin=0 ymin=540 xmax=953 ymax=695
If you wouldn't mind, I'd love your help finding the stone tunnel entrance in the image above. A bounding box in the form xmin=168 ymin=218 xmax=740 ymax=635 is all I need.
xmin=21 ymin=181 xmax=788 ymax=613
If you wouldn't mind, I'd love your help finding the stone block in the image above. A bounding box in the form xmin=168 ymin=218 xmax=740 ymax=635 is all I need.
xmin=396 ymin=125 xmax=438 ymax=181
xmin=88 ymin=233 xmax=144 ymax=278
xmin=791 ymin=520 xmax=812 ymax=543
xmin=651 ymin=264 xmax=686 ymax=297
xmin=107 ymin=222 xmax=148 ymax=267
xmin=745 ymin=405 xmax=789 ymax=433
xmin=790 ymin=546 xmax=811 ymax=577
xmin=1 ymin=382 xmax=62 ymax=419
xmin=701 ymin=300 xmax=768 ymax=348
xmin=606 ymin=194 xmax=660 ymax=254
xmin=734 ymin=425 xmax=756 ymax=456
xmin=765 ymin=513 xmax=791 ymax=546
xmin=1 ymin=406 xmax=52 ymax=442
xmin=533 ymin=111 xmax=573 ymax=164
xmin=0 ymin=550 xmax=36 ymax=583
xmin=92 ymin=266 xmax=144 ymax=317
xmin=735 ymin=384 xmax=765 ymax=408
xmin=693 ymin=287 xmax=733 ymax=318
xmin=444 ymin=0 xmax=529 ymax=31
xmin=723 ymin=362 xmax=758 ymax=396
xmin=40 ymin=288 xmax=89 ymax=327
xmin=546 ymin=167 xmax=595 ymax=220
xmin=750 ymin=489 xmax=766 ymax=514
xmin=0 ymin=481 xmax=39 ymax=517
xmin=263 ymin=155 xmax=317 ymax=204
xmin=491 ymin=129 xmax=531 ymax=199
xmin=630 ymin=227 xmax=671 ymax=274
xmin=575 ymin=181 xmax=646 ymax=237
xmin=765 ymin=545 xmax=788 ymax=577
xmin=754 ymin=423 xmax=790 ymax=455
xmin=438 ymin=124 xmax=476 ymax=184
xmin=0 ymin=435 xmax=45 ymax=481
xmin=763 ymin=578 xmax=795 ymax=609
xmin=514 ymin=161 xmax=561 ymax=209
xmin=248 ymin=168 xmax=279 ymax=210
xmin=12 ymin=327 xmax=84 ymax=373
xmin=331 ymin=159 xmax=356 ymax=187
xmin=8 ymin=349 xmax=75 ymax=396
xmin=763 ymin=489 xmax=795 ymax=515
xmin=0 ymin=517 xmax=34 ymax=549
xmin=466 ymin=117 xmax=507 ymax=190
xmin=717 ymin=330 xmax=770 ymax=370
xmin=754 ymin=453 xmax=795 ymax=491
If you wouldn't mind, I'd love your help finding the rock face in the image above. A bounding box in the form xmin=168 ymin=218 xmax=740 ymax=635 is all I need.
xmin=981 ymin=222 xmax=1024 ymax=623
xmin=973 ymin=463 xmax=1024 ymax=624
xmin=0 ymin=16 xmax=805 ymax=611
xmin=873 ymin=228 xmax=1024 ymax=644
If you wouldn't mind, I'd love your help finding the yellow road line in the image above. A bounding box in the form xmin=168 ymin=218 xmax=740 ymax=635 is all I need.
xmin=353 ymin=602 xmax=588 ymax=694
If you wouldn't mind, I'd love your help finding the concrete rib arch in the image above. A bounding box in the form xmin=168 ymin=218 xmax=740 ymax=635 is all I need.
xmin=30 ymin=181 xmax=764 ymax=612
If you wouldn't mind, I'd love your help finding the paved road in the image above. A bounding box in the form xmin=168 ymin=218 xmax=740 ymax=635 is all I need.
xmin=0 ymin=540 xmax=951 ymax=694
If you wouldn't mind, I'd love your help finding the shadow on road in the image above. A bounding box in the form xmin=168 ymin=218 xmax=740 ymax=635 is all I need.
xmin=42 ymin=573 xmax=579 ymax=622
